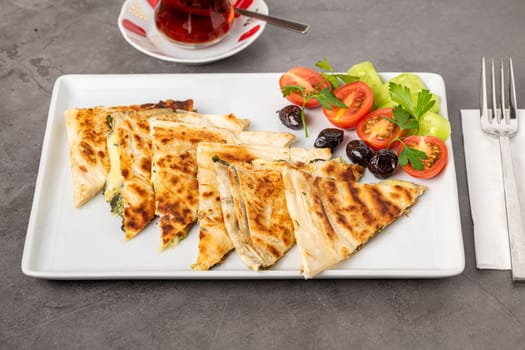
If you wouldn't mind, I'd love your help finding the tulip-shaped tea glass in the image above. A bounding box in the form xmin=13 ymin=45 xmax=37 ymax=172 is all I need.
xmin=154 ymin=0 xmax=234 ymax=48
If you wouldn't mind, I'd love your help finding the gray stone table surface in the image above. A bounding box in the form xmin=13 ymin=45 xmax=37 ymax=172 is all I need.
xmin=2 ymin=0 xmax=525 ymax=348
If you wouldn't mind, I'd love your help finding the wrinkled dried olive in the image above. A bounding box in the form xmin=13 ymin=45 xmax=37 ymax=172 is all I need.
xmin=346 ymin=139 xmax=374 ymax=167
xmin=368 ymin=149 xmax=398 ymax=179
xmin=314 ymin=128 xmax=344 ymax=150
xmin=277 ymin=105 xmax=303 ymax=130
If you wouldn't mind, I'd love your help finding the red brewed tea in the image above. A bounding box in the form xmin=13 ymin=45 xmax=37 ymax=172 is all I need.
xmin=154 ymin=0 xmax=234 ymax=47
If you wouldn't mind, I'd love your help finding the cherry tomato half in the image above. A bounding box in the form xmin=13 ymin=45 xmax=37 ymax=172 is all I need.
xmin=322 ymin=81 xmax=374 ymax=129
xmin=356 ymin=108 xmax=405 ymax=150
xmin=397 ymin=135 xmax=448 ymax=179
xmin=279 ymin=67 xmax=331 ymax=108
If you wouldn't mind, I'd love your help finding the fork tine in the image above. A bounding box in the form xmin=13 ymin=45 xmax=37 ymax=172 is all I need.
xmin=500 ymin=59 xmax=508 ymax=124
xmin=509 ymin=57 xmax=518 ymax=120
xmin=491 ymin=58 xmax=499 ymax=123
xmin=480 ymin=57 xmax=489 ymax=121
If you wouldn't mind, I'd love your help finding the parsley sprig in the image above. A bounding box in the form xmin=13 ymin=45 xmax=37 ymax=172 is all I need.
xmin=387 ymin=82 xmax=436 ymax=171
xmin=315 ymin=58 xmax=359 ymax=89
xmin=281 ymin=59 xmax=355 ymax=137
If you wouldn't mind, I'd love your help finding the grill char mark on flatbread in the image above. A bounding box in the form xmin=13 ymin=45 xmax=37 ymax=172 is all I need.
xmin=193 ymin=143 xmax=332 ymax=271
xmin=348 ymin=184 xmax=374 ymax=228
xmin=285 ymin=170 xmax=427 ymax=278
xmin=321 ymin=179 xmax=413 ymax=244
xmin=368 ymin=186 xmax=402 ymax=218
xmin=150 ymin=120 xmax=296 ymax=249
xmin=65 ymin=99 xmax=193 ymax=207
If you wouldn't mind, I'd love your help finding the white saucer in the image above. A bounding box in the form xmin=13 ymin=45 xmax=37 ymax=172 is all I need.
xmin=118 ymin=0 xmax=268 ymax=64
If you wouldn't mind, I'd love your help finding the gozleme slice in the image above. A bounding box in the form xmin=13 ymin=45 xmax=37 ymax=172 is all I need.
xmin=215 ymin=161 xmax=295 ymax=271
xmin=193 ymin=143 xmax=331 ymax=270
xmin=149 ymin=120 xmax=295 ymax=249
xmin=104 ymin=112 xmax=158 ymax=240
xmin=282 ymin=166 xmax=427 ymax=279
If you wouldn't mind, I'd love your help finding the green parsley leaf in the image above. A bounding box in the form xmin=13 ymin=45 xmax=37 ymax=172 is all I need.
xmin=390 ymin=105 xmax=418 ymax=130
xmin=315 ymin=87 xmax=347 ymax=109
xmin=399 ymin=146 xmax=428 ymax=171
xmin=281 ymin=85 xmax=305 ymax=97
xmin=315 ymin=58 xmax=334 ymax=72
xmin=389 ymin=82 xmax=415 ymax=116
xmin=414 ymin=89 xmax=436 ymax=119
xmin=317 ymin=58 xmax=359 ymax=88
xmin=391 ymin=105 xmax=410 ymax=125
xmin=409 ymin=156 xmax=424 ymax=171
xmin=336 ymin=73 xmax=359 ymax=84
xmin=398 ymin=147 xmax=409 ymax=166
xmin=321 ymin=72 xmax=359 ymax=89
xmin=404 ymin=119 xmax=419 ymax=130
xmin=320 ymin=73 xmax=340 ymax=89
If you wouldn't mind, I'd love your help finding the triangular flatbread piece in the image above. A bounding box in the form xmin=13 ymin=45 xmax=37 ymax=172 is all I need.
xmin=149 ymin=120 xmax=295 ymax=249
xmin=214 ymin=161 xmax=295 ymax=271
xmin=104 ymin=112 xmax=158 ymax=239
xmin=192 ymin=143 xmax=332 ymax=270
xmin=65 ymin=99 xmax=193 ymax=207
xmin=282 ymin=167 xmax=426 ymax=279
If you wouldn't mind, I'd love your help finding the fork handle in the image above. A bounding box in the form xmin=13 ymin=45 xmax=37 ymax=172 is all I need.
xmin=499 ymin=136 xmax=525 ymax=282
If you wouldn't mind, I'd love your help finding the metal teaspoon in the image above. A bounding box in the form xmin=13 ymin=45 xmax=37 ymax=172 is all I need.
xmin=234 ymin=7 xmax=310 ymax=34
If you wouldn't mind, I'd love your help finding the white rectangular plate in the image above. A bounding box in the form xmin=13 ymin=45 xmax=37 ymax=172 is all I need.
xmin=22 ymin=73 xmax=464 ymax=279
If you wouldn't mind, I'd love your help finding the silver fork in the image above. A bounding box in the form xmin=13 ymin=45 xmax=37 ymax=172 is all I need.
xmin=480 ymin=57 xmax=525 ymax=282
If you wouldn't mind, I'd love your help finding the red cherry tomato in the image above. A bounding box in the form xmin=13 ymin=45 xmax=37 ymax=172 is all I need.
xmin=356 ymin=108 xmax=405 ymax=150
xmin=397 ymin=135 xmax=448 ymax=178
xmin=322 ymin=81 xmax=374 ymax=129
xmin=279 ymin=67 xmax=331 ymax=108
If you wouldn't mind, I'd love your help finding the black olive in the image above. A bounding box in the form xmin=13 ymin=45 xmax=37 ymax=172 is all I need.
xmin=346 ymin=139 xmax=374 ymax=167
xmin=277 ymin=105 xmax=303 ymax=130
xmin=314 ymin=128 xmax=344 ymax=150
xmin=368 ymin=149 xmax=398 ymax=179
